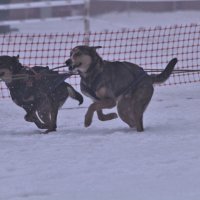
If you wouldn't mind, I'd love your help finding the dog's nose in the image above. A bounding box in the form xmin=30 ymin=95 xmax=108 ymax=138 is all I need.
xmin=65 ymin=59 xmax=72 ymax=67
xmin=65 ymin=59 xmax=76 ymax=71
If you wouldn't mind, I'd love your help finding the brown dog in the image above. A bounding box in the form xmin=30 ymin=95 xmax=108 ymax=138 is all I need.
xmin=66 ymin=46 xmax=177 ymax=132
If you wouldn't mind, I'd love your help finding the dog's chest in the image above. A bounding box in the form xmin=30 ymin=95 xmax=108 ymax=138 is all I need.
xmin=80 ymin=73 xmax=106 ymax=100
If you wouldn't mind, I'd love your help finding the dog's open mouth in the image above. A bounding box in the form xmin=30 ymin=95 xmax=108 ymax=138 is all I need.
xmin=66 ymin=59 xmax=82 ymax=71
xmin=69 ymin=63 xmax=82 ymax=71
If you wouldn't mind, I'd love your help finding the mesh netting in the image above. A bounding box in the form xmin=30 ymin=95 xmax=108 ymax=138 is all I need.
xmin=0 ymin=23 xmax=200 ymax=98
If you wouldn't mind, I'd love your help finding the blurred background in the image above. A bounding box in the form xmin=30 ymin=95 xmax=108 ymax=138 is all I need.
xmin=0 ymin=0 xmax=200 ymax=34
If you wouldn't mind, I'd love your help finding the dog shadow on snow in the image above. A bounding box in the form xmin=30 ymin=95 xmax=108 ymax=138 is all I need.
xmin=68 ymin=128 xmax=133 ymax=135
xmin=0 ymin=129 xmax=46 ymax=137
xmin=0 ymin=121 xmax=181 ymax=137
xmin=59 ymin=122 xmax=184 ymax=136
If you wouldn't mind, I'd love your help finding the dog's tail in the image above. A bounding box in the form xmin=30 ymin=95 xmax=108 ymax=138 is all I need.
xmin=67 ymin=85 xmax=83 ymax=105
xmin=150 ymin=58 xmax=177 ymax=84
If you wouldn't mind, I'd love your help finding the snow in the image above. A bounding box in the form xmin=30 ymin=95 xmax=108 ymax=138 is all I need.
xmin=1 ymin=10 xmax=200 ymax=200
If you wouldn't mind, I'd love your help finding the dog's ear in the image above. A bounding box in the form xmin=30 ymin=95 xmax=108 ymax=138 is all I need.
xmin=91 ymin=46 xmax=102 ymax=51
xmin=12 ymin=55 xmax=19 ymax=61
xmin=11 ymin=55 xmax=20 ymax=65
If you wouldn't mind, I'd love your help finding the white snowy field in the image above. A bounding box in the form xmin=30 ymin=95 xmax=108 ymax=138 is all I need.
xmin=0 ymin=83 xmax=200 ymax=200
xmin=1 ymin=9 xmax=200 ymax=200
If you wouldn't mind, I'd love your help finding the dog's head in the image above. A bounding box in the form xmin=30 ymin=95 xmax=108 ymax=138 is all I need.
xmin=0 ymin=55 xmax=22 ymax=83
xmin=65 ymin=45 xmax=102 ymax=74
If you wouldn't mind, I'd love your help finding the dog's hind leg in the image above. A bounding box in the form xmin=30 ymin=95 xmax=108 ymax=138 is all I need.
xmin=33 ymin=117 xmax=49 ymax=129
xmin=117 ymin=84 xmax=154 ymax=132
xmin=132 ymin=84 xmax=154 ymax=132
xmin=117 ymin=96 xmax=136 ymax=128
xmin=35 ymin=110 xmax=57 ymax=133
xmin=23 ymin=107 xmax=48 ymax=129
xmin=45 ymin=107 xmax=58 ymax=133
xmin=37 ymin=105 xmax=58 ymax=133
xmin=35 ymin=95 xmax=58 ymax=133
xmin=26 ymin=112 xmax=48 ymax=129
xmin=97 ymin=110 xmax=118 ymax=121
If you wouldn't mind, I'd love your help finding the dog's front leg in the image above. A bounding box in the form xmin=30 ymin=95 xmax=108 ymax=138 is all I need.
xmin=97 ymin=110 xmax=118 ymax=121
xmin=85 ymin=99 xmax=116 ymax=127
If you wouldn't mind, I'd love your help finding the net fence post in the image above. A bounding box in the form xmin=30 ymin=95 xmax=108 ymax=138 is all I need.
xmin=83 ymin=0 xmax=90 ymax=45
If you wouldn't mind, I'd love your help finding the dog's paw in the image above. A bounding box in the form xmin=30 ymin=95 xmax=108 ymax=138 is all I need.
xmin=43 ymin=128 xmax=57 ymax=134
xmin=102 ymin=113 xmax=118 ymax=121
xmin=84 ymin=113 xmax=92 ymax=127
xmin=84 ymin=116 xmax=92 ymax=127
xmin=24 ymin=113 xmax=34 ymax=122
xmin=110 ymin=113 xmax=118 ymax=119
xmin=84 ymin=109 xmax=94 ymax=127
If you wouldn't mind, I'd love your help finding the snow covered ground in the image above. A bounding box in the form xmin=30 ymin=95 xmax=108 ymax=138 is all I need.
xmin=1 ymin=10 xmax=200 ymax=200
xmin=1 ymin=83 xmax=200 ymax=200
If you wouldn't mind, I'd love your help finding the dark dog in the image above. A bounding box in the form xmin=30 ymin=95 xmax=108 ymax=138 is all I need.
xmin=66 ymin=45 xmax=177 ymax=132
xmin=0 ymin=55 xmax=83 ymax=133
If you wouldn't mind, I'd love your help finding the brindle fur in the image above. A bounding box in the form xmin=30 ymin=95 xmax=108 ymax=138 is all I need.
xmin=0 ymin=55 xmax=83 ymax=133
xmin=66 ymin=45 xmax=177 ymax=132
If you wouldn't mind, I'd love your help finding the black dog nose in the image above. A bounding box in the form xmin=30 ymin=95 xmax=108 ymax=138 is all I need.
xmin=65 ymin=59 xmax=74 ymax=71
xmin=65 ymin=59 xmax=72 ymax=66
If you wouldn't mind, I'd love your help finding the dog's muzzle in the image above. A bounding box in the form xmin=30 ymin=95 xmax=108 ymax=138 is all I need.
xmin=65 ymin=58 xmax=72 ymax=67
xmin=65 ymin=59 xmax=81 ymax=71
xmin=65 ymin=59 xmax=74 ymax=71
xmin=0 ymin=68 xmax=12 ymax=83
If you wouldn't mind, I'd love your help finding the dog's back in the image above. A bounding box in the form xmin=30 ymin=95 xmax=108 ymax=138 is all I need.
xmin=100 ymin=61 xmax=149 ymax=97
